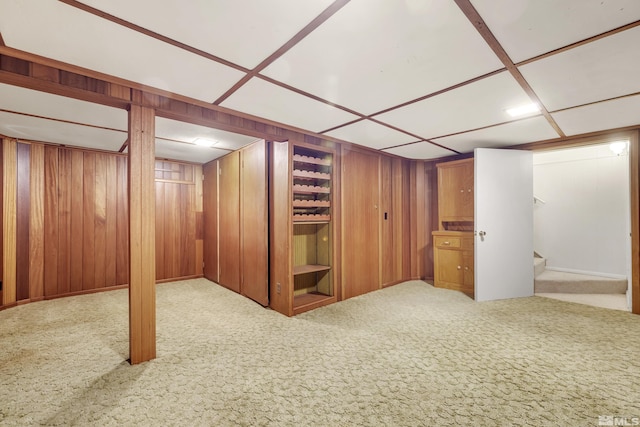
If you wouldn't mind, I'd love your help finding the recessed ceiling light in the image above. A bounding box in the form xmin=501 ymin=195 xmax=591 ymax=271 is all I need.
xmin=193 ymin=138 xmax=218 ymax=147
xmin=505 ymin=103 xmax=540 ymax=117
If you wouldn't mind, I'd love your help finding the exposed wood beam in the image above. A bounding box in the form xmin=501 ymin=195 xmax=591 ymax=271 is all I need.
xmin=453 ymin=0 xmax=566 ymax=138
xmin=128 ymin=97 xmax=156 ymax=364
xmin=214 ymin=0 xmax=351 ymax=105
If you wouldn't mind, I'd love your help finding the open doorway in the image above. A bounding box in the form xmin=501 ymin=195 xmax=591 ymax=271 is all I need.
xmin=532 ymin=141 xmax=631 ymax=311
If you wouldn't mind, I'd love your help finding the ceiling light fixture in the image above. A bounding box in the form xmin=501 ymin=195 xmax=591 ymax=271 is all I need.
xmin=505 ymin=103 xmax=540 ymax=117
xmin=609 ymin=140 xmax=628 ymax=156
xmin=193 ymin=138 xmax=218 ymax=147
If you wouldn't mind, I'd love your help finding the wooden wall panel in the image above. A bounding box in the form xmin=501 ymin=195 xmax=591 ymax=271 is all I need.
xmin=116 ymin=156 xmax=129 ymax=285
xmin=240 ymin=140 xmax=269 ymax=306
xmin=16 ymin=142 xmax=30 ymax=301
xmin=44 ymin=146 xmax=59 ymax=297
xmin=57 ymin=149 xmax=72 ymax=295
xmin=29 ymin=143 xmax=45 ymax=300
xmin=341 ymin=148 xmax=380 ymax=299
xmin=155 ymin=181 xmax=166 ymax=280
xmin=70 ymin=150 xmax=84 ymax=292
xmin=0 ymin=141 xmax=3 ymax=302
xmin=202 ymin=161 xmax=218 ymax=282
xmin=105 ymin=155 xmax=118 ymax=288
xmin=2 ymin=138 xmax=17 ymax=306
xmin=218 ymin=151 xmax=241 ymax=292
xmin=94 ymin=153 xmax=107 ymax=288
xmin=82 ymin=152 xmax=96 ymax=290
xmin=381 ymin=156 xmax=394 ymax=286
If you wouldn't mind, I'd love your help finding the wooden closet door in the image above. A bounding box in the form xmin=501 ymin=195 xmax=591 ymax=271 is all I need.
xmin=341 ymin=148 xmax=380 ymax=299
xmin=240 ymin=140 xmax=269 ymax=306
xmin=202 ymin=160 xmax=218 ymax=282
xmin=218 ymin=151 xmax=241 ymax=292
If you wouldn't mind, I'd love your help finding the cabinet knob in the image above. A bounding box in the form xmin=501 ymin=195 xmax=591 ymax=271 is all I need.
xmin=457 ymin=265 xmax=461 ymax=270
xmin=464 ymin=267 xmax=469 ymax=271
xmin=443 ymin=241 xmax=450 ymax=245
xmin=460 ymin=189 xmax=464 ymax=193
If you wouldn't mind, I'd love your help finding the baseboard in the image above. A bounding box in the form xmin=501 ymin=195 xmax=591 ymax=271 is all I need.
xmin=544 ymin=266 xmax=627 ymax=280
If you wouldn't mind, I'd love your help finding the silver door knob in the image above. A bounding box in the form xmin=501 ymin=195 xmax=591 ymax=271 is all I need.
xmin=478 ymin=231 xmax=486 ymax=237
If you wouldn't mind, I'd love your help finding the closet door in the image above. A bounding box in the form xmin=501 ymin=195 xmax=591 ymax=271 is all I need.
xmin=240 ymin=140 xmax=269 ymax=306
xmin=202 ymin=160 xmax=218 ymax=282
xmin=341 ymin=148 xmax=380 ymax=299
xmin=218 ymin=151 xmax=241 ymax=292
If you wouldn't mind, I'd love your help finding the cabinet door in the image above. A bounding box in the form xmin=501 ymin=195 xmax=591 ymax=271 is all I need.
xmin=438 ymin=160 xmax=473 ymax=222
xmin=241 ymin=140 xmax=269 ymax=306
xmin=218 ymin=151 xmax=241 ymax=292
xmin=342 ymin=149 xmax=380 ymax=299
xmin=436 ymin=248 xmax=464 ymax=286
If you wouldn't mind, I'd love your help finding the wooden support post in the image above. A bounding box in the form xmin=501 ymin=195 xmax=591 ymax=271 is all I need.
xmin=128 ymin=103 xmax=156 ymax=364
xmin=2 ymin=138 xmax=17 ymax=307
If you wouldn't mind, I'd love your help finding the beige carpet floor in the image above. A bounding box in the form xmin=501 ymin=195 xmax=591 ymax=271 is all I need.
xmin=1 ymin=279 xmax=639 ymax=426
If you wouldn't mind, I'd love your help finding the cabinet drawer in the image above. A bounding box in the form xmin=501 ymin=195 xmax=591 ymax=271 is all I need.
xmin=434 ymin=236 xmax=460 ymax=248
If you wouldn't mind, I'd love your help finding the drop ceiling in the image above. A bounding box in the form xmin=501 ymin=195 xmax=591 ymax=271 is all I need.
xmin=0 ymin=0 xmax=639 ymax=163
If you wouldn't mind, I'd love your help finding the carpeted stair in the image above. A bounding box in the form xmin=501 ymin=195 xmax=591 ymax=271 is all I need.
xmin=534 ymin=256 xmax=627 ymax=294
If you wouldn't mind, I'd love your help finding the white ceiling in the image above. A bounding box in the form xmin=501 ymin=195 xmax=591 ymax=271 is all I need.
xmin=0 ymin=0 xmax=639 ymax=163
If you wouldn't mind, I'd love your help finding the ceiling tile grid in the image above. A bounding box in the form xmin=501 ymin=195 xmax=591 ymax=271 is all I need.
xmin=470 ymin=0 xmax=640 ymax=63
xmin=433 ymin=116 xmax=560 ymax=153
xmin=324 ymin=119 xmax=418 ymax=150
xmin=77 ymin=0 xmax=335 ymax=70
xmin=0 ymin=0 xmax=245 ymax=103
xmin=382 ymin=141 xmax=456 ymax=160
xmin=374 ymin=71 xmax=537 ymax=140
xmin=220 ymin=77 xmax=359 ymax=133
xmin=519 ymin=25 xmax=640 ymax=112
xmin=261 ymin=0 xmax=504 ymax=115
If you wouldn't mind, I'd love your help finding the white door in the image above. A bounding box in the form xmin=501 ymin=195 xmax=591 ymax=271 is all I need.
xmin=474 ymin=148 xmax=533 ymax=302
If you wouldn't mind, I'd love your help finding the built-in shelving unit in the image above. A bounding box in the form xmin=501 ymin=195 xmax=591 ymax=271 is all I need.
xmin=270 ymin=141 xmax=337 ymax=316
xmin=291 ymin=145 xmax=334 ymax=314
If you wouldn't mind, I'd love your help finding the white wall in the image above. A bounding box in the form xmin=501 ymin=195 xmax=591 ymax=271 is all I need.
xmin=533 ymin=143 xmax=630 ymax=277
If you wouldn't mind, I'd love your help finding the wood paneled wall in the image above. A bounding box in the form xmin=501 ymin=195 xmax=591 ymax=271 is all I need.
xmin=0 ymin=140 xmax=203 ymax=308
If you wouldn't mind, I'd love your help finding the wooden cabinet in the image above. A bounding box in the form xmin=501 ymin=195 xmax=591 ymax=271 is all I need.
xmin=437 ymin=158 xmax=473 ymax=225
xmin=270 ymin=141 xmax=336 ymax=316
xmin=433 ymin=158 xmax=474 ymax=298
xmin=433 ymin=231 xmax=473 ymax=297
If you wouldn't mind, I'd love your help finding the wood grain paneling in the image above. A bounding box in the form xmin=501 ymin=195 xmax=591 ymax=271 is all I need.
xmin=29 ymin=143 xmax=45 ymax=300
xmin=218 ymin=151 xmax=241 ymax=293
xmin=70 ymin=150 xmax=84 ymax=292
xmin=44 ymin=146 xmax=59 ymax=297
xmin=202 ymin=160 xmax=218 ymax=282
xmin=94 ymin=153 xmax=107 ymax=288
xmin=631 ymin=130 xmax=640 ymax=315
xmin=240 ymin=140 xmax=269 ymax=306
xmin=381 ymin=156 xmax=394 ymax=286
xmin=57 ymin=148 xmax=71 ymax=295
xmin=128 ymin=103 xmax=156 ymax=364
xmin=2 ymin=138 xmax=17 ymax=306
xmin=116 ymin=156 xmax=129 ymax=285
xmin=16 ymin=142 xmax=30 ymax=301
xmin=105 ymin=155 xmax=118 ymax=287
xmin=82 ymin=151 xmax=96 ymax=290
xmin=341 ymin=148 xmax=380 ymax=299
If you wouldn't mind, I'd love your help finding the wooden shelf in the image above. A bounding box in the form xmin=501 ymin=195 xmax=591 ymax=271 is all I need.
xmin=293 ymin=154 xmax=331 ymax=166
xmin=292 ymin=200 xmax=330 ymax=208
xmin=292 ymin=184 xmax=330 ymax=194
xmin=293 ymin=214 xmax=330 ymax=222
xmin=292 ymin=170 xmax=331 ymax=180
xmin=293 ymin=264 xmax=331 ymax=276
xmin=293 ymin=292 xmax=336 ymax=315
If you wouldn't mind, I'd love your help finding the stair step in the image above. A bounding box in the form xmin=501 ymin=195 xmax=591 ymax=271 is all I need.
xmin=534 ymin=270 xmax=627 ymax=294
xmin=533 ymin=257 xmax=546 ymax=278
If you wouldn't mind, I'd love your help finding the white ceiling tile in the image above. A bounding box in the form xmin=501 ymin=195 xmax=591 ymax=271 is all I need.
xmin=261 ymin=0 xmax=503 ymax=114
xmin=0 ymin=0 xmax=245 ymax=103
xmin=0 ymin=111 xmax=126 ymax=151
xmin=220 ymin=78 xmax=358 ymax=133
xmin=551 ymin=94 xmax=640 ymax=136
xmin=324 ymin=120 xmax=417 ymax=150
xmin=0 ymin=83 xmax=127 ymax=130
xmin=155 ymin=117 xmax=259 ymax=151
xmin=155 ymin=138 xmax=230 ymax=164
xmin=375 ymin=71 xmax=534 ymax=139
xmin=78 ymin=0 xmax=334 ymax=69
xmin=471 ymin=0 xmax=640 ymax=63
xmin=519 ymin=26 xmax=640 ymax=112
xmin=433 ymin=116 xmax=559 ymax=153
xmin=383 ymin=142 xmax=456 ymax=160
